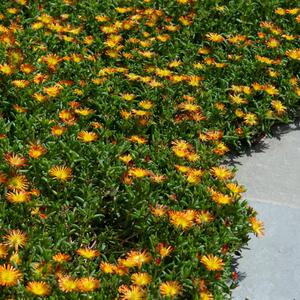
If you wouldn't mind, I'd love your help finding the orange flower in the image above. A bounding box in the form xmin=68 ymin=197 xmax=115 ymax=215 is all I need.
xmin=160 ymin=281 xmax=182 ymax=297
xmin=7 ymin=174 xmax=29 ymax=191
xmin=128 ymin=168 xmax=150 ymax=178
xmin=168 ymin=210 xmax=195 ymax=230
xmin=0 ymin=244 xmax=8 ymax=259
xmin=0 ymin=264 xmax=22 ymax=287
xmin=100 ymin=262 xmax=116 ymax=274
xmin=0 ymin=63 xmax=15 ymax=75
xmin=206 ymin=32 xmax=225 ymax=42
xmin=195 ymin=211 xmax=214 ymax=224
xmin=209 ymin=189 xmax=232 ymax=205
xmin=59 ymin=109 xmax=76 ymax=124
xmin=243 ymin=113 xmax=258 ymax=126
xmin=44 ymin=85 xmax=62 ymax=97
xmin=77 ymin=277 xmax=100 ymax=292
xmin=122 ymin=250 xmax=152 ymax=268
xmin=210 ymin=166 xmax=234 ymax=181
xmin=42 ymin=54 xmax=62 ymax=69
xmin=6 ymin=191 xmax=31 ymax=204
xmin=28 ymin=144 xmax=47 ymax=159
xmin=4 ymin=152 xmax=27 ymax=168
xmin=118 ymin=284 xmax=146 ymax=300
xmin=200 ymin=254 xmax=224 ymax=271
xmin=127 ymin=135 xmax=147 ymax=144
xmin=51 ymin=125 xmax=67 ymax=136
xmin=4 ymin=229 xmax=27 ymax=251
xmin=49 ymin=166 xmax=72 ymax=181
xmin=156 ymin=243 xmax=174 ymax=258
xmin=131 ymin=273 xmax=152 ymax=286
xmin=12 ymin=79 xmax=30 ymax=88
xmin=52 ymin=253 xmax=71 ymax=263
xmin=77 ymin=131 xmax=98 ymax=143
xmin=119 ymin=154 xmax=133 ymax=164
xmin=150 ymin=204 xmax=168 ymax=217
xmin=249 ymin=217 xmax=265 ymax=237
xmin=271 ymin=100 xmax=287 ymax=115
xmin=58 ymin=276 xmax=78 ymax=292
xmin=26 ymin=281 xmax=51 ymax=296
xmin=76 ymin=248 xmax=99 ymax=259
xmin=75 ymin=108 xmax=95 ymax=116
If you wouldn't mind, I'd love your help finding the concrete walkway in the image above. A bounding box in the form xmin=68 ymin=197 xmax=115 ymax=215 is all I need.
xmin=230 ymin=121 xmax=300 ymax=300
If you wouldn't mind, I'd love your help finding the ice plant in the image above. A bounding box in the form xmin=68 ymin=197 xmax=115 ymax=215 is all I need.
xmin=58 ymin=276 xmax=78 ymax=292
xmin=76 ymin=248 xmax=100 ymax=259
xmin=4 ymin=230 xmax=27 ymax=251
xmin=26 ymin=281 xmax=51 ymax=297
xmin=118 ymin=284 xmax=146 ymax=300
xmin=0 ymin=264 xmax=22 ymax=287
xmin=76 ymin=277 xmax=100 ymax=292
xmin=4 ymin=153 xmax=27 ymax=168
xmin=160 ymin=281 xmax=182 ymax=298
xmin=0 ymin=1 xmax=298 ymax=298
xmin=200 ymin=255 xmax=225 ymax=271
xmin=49 ymin=166 xmax=72 ymax=181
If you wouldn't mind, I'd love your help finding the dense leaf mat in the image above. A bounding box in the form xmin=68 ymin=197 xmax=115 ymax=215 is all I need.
xmin=0 ymin=0 xmax=299 ymax=298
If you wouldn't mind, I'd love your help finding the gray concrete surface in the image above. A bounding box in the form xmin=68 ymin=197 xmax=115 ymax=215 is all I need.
xmin=231 ymin=121 xmax=300 ymax=300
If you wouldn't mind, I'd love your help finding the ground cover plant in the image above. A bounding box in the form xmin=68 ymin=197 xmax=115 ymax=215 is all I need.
xmin=0 ymin=0 xmax=299 ymax=298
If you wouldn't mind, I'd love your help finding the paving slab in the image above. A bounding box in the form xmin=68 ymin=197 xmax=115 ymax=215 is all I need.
xmin=230 ymin=122 xmax=300 ymax=300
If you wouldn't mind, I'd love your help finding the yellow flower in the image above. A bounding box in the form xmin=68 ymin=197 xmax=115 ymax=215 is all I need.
xmin=49 ymin=166 xmax=72 ymax=181
xmin=9 ymin=252 xmax=22 ymax=265
xmin=200 ymin=254 xmax=224 ymax=271
xmin=4 ymin=230 xmax=27 ymax=251
xmin=26 ymin=281 xmax=51 ymax=296
xmin=4 ymin=152 xmax=27 ymax=168
xmin=119 ymin=154 xmax=133 ymax=164
xmin=77 ymin=131 xmax=98 ymax=143
xmin=7 ymin=174 xmax=29 ymax=191
xmin=52 ymin=253 xmax=71 ymax=263
xmin=0 ymin=264 xmax=22 ymax=287
xmin=210 ymin=166 xmax=234 ymax=181
xmin=118 ymin=284 xmax=146 ymax=300
xmin=263 ymin=84 xmax=279 ymax=96
xmin=127 ymin=135 xmax=147 ymax=144
xmin=121 ymin=250 xmax=152 ymax=268
xmin=121 ymin=93 xmax=136 ymax=101
xmin=266 ymin=37 xmax=280 ymax=48
xmin=128 ymin=168 xmax=150 ymax=178
xmin=243 ymin=113 xmax=258 ymax=126
xmin=12 ymin=80 xmax=30 ymax=88
xmin=29 ymin=144 xmax=47 ymax=159
xmin=51 ymin=125 xmax=66 ymax=136
xmin=100 ymin=262 xmax=116 ymax=274
xmin=156 ymin=243 xmax=174 ymax=258
xmin=131 ymin=273 xmax=152 ymax=286
xmin=160 ymin=281 xmax=182 ymax=297
xmin=58 ymin=276 xmax=78 ymax=292
xmin=206 ymin=32 xmax=225 ymax=42
xmin=200 ymin=291 xmax=214 ymax=300
xmin=0 ymin=244 xmax=8 ymax=259
xmin=271 ymin=100 xmax=287 ymax=115
xmin=43 ymin=85 xmax=62 ymax=97
xmin=150 ymin=204 xmax=168 ymax=217
xmin=0 ymin=64 xmax=15 ymax=75
xmin=6 ymin=191 xmax=31 ymax=204
xmin=195 ymin=211 xmax=214 ymax=224
xmin=249 ymin=217 xmax=265 ymax=237
xmin=76 ymin=248 xmax=100 ymax=259
xmin=76 ymin=277 xmax=100 ymax=292
xmin=169 ymin=210 xmax=194 ymax=230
